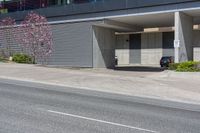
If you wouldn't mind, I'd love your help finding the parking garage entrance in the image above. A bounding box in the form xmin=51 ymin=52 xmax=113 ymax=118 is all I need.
xmin=93 ymin=10 xmax=200 ymax=70
xmin=115 ymin=32 xmax=175 ymax=67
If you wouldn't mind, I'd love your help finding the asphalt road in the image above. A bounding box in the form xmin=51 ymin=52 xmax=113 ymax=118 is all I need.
xmin=0 ymin=79 xmax=200 ymax=133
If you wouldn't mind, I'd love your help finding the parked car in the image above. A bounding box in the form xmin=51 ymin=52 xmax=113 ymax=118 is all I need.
xmin=160 ymin=56 xmax=174 ymax=67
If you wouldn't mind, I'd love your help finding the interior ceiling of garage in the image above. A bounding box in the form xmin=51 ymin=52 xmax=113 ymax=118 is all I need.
xmin=110 ymin=9 xmax=200 ymax=28
xmin=110 ymin=12 xmax=175 ymax=28
xmin=96 ymin=9 xmax=200 ymax=32
xmin=184 ymin=9 xmax=200 ymax=24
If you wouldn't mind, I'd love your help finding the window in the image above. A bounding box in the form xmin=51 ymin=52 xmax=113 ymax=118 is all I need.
xmin=0 ymin=0 xmax=104 ymax=14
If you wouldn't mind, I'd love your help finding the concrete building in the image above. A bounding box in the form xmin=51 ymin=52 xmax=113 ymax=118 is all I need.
xmin=1 ymin=0 xmax=200 ymax=68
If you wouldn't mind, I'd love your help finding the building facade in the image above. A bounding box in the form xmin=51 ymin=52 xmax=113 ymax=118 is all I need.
xmin=1 ymin=0 xmax=200 ymax=68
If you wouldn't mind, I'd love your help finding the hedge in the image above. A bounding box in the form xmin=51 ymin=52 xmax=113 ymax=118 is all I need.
xmin=169 ymin=61 xmax=200 ymax=72
xmin=12 ymin=53 xmax=32 ymax=64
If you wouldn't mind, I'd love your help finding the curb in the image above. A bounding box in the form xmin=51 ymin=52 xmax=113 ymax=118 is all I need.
xmin=153 ymin=70 xmax=200 ymax=79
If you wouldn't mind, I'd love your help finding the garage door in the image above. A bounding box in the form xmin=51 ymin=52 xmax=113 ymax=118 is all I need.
xmin=47 ymin=21 xmax=94 ymax=67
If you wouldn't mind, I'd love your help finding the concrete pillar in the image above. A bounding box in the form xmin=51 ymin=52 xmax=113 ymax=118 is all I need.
xmin=93 ymin=26 xmax=116 ymax=68
xmin=174 ymin=12 xmax=193 ymax=63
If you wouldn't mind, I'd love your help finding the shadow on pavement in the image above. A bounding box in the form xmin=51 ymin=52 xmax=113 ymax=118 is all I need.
xmin=114 ymin=66 xmax=165 ymax=72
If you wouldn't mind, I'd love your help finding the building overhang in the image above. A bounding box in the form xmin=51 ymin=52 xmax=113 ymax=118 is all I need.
xmin=94 ymin=19 xmax=143 ymax=32
xmin=94 ymin=8 xmax=200 ymax=34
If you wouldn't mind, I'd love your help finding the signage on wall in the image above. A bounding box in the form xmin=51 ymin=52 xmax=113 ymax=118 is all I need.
xmin=174 ymin=40 xmax=180 ymax=48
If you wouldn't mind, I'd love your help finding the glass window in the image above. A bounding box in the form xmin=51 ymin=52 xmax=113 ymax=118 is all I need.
xmin=0 ymin=0 xmax=104 ymax=14
xmin=73 ymin=0 xmax=101 ymax=4
xmin=47 ymin=0 xmax=72 ymax=6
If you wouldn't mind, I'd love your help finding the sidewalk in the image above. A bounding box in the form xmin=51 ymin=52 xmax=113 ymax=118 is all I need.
xmin=0 ymin=63 xmax=200 ymax=105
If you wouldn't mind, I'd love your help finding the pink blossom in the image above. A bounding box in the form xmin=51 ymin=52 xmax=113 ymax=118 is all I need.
xmin=14 ymin=12 xmax=53 ymax=64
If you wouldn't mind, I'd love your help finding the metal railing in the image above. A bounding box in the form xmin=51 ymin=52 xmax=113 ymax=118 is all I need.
xmin=0 ymin=0 xmax=103 ymax=14
xmin=0 ymin=0 xmax=198 ymax=14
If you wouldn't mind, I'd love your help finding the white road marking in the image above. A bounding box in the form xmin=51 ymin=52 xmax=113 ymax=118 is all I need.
xmin=47 ymin=110 xmax=158 ymax=133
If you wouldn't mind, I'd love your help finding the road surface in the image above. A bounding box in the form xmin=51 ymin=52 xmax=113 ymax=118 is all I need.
xmin=0 ymin=78 xmax=200 ymax=133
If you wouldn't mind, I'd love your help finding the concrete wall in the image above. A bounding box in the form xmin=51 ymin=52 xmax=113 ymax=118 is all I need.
xmin=129 ymin=34 xmax=141 ymax=64
xmin=162 ymin=32 xmax=174 ymax=57
xmin=141 ymin=32 xmax=163 ymax=65
xmin=116 ymin=32 xmax=175 ymax=66
xmin=174 ymin=12 xmax=193 ymax=63
xmin=93 ymin=26 xmax=116 ymax=68
xmin=115 ymin=35 xmax=129 ymax=65
xmin=193 ymin=30 xmax=200 ymax=61
xmin=193 ymin=47 xmax=200 ymax=61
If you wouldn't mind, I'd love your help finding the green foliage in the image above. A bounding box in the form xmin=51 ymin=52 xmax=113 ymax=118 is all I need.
xmin=12 ymin=53 xmax=32 ymax=64
xmin=168 ymin=63 xmax=180 ymax=70
xmin=176 ymin=61 xmax=200 ymax=72
xmin=169 ymin=61 xmax=200 ymax=72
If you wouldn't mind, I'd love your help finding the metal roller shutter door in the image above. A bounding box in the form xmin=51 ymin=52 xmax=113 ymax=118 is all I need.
xmin=48 ymin=21 xmax=94 ymax=67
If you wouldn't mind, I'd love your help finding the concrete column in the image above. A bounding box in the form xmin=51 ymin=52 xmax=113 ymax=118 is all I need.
xmin=174 ymin=12 xmax=193 ymax=63
xmin=93 ymin=26 xmax=116 ymax=68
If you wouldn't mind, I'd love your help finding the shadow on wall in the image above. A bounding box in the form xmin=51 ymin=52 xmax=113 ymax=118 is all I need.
xmin=93 ymin=26 xmax=116 ymax=69
xmin=114 ymin=66 xmax=165 ymax=72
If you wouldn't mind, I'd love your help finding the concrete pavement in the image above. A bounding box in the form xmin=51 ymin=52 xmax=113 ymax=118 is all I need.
xmin=0 ymin=63 xmax=200 ymax=105
xmin=0 ymin=79 xmax=200 ymax=133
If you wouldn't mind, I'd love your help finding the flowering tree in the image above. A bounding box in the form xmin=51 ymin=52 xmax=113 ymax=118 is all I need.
xmin=15 ymin=12 xmax=53 ymax=64
xmin=0 ymin=17 xmax=16 ymax=57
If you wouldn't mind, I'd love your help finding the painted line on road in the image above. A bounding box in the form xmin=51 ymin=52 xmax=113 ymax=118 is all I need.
xmin=47 ymin=110 xmax=158 ymax=133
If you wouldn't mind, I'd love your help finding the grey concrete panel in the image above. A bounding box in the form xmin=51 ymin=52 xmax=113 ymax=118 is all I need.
xmin=93 ymin=26 xmax=116 ymax=68
xmin=141 ymin=33 xmax=163 ymax=49
xmin=115 ymin=35 xmax=130 ymax=65
xmin=163 ymin=32 xmax=174 ymax=49
xmin=162 ymin=32 xmax=174 ymax=57
xmin=175 ymin=12 xmax=193 ymax=63
xmin=129 ymin=34 xmax=141 ymax=64
xmin=141 ymin=33 xmax=163 ymax=65
xmin=192 ymin=31 xmax=200 ymax=61
xmin=193 ymin=47 xmax=200 ymax=61
xmin=193 ymin=30 xmax=200 ymax=47
xmin=163 ymin=49 xmax=175 ymax=57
